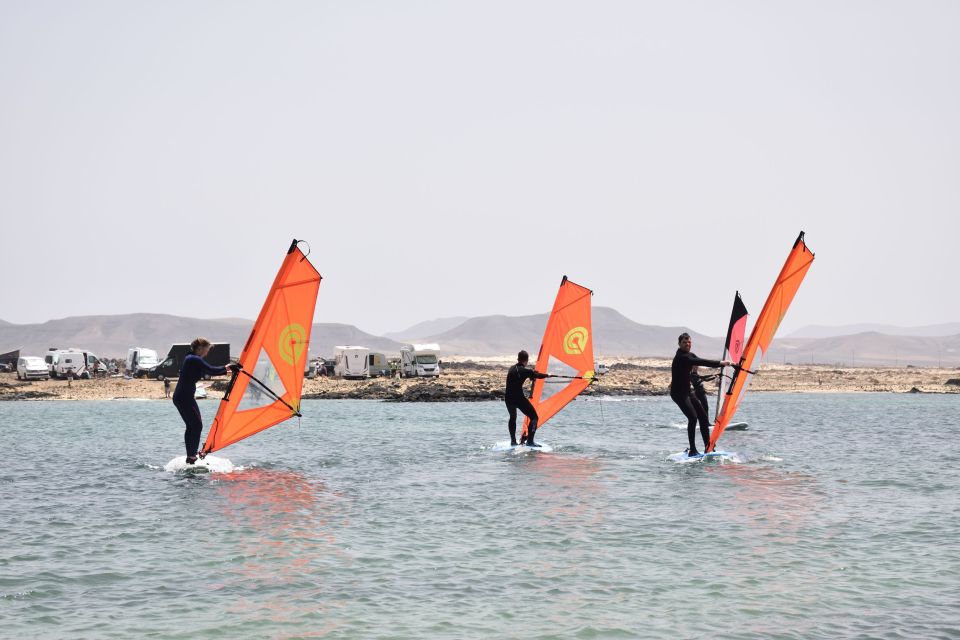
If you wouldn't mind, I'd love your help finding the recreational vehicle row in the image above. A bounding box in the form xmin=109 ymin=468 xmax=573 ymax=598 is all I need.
xmin=44 ymin=348 xmax=105 ymax=379
xmin=331 ymin=347 xmax=397 ymax=379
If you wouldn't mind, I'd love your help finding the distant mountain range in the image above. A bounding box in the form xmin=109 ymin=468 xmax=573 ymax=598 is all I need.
xmin=0 ymin=314 xmax=402 ymax=360
xmin=1 ymin=312 xmax=958 ymax=367
xmin=788 ymin=323 xmax=960 ymax=339
xmin=384 ymin=316 xmax=470 ymax=341
xmin=416 ymin=307 xmax=723 ymax=358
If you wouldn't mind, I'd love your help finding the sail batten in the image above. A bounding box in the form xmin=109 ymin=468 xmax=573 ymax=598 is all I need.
xmin=708 ymin=232 xmax=814 ymax=452
xmin=201 ymin=239 xmax=322 ymax=456
xmin=522 ymin=276 xmax=595 ymax=437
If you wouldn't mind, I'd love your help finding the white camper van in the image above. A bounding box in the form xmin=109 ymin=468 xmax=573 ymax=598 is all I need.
xmin=400 ymin=344 xmax=441 ymax=378
xmin=333 ymin=346 xmax=370 ymax=379
xmin=126 ymin=347 xmax=159 ymax=378
xmin=17 ymin=357 xmax=49 ymax=380
xmin=48 ymin=349 xmax=88 ymax=379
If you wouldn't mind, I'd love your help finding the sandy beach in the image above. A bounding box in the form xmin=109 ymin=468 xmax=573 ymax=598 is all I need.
xmin=3 ymin=360 xmax=959 ymax=402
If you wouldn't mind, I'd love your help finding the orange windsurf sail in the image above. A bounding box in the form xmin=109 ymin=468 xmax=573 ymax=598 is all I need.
xmin=708 ymin=231 xmax=814 ymax=452
xmin=201 ymin=239 xmax=322 ymax=456
xmin=522 ymin=276 xmax=595 ymax=437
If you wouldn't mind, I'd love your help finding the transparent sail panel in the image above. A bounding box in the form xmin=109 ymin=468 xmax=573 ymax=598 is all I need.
xmin=238 ymin=347 xmax=288 ymax=412
xmin=540 ymin=356 xmax=578 ymax=402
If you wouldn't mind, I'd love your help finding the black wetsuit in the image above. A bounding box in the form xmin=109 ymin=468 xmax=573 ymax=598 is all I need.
xmin=505 ymin=363 xmax=548 ymax=445
xmin=172 ymin=354 xmax=227 ymax=457
xmin=691 ymin=370 xmax=711 ymax=417
xmin=670 ymin=349 xmax=722 ymax=454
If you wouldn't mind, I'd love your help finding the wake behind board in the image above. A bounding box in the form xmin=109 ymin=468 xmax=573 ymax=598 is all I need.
xmin=669 ymin=450 xmax=738 ymax=464
xmin=492 ymin=440 xmax=554 ymax=453
xmin=164 ymin=455 xmax=235 ymax=474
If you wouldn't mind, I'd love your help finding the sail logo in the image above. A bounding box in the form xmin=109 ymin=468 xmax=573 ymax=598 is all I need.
xmin=563 ymin=327 xmax=589 ymax=355
xmin=279 ymin=324 xmax=307 ymax=365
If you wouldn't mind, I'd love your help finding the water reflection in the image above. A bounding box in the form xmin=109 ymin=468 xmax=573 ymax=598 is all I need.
xmin=209 ymin=468 xmax=351 ymax=635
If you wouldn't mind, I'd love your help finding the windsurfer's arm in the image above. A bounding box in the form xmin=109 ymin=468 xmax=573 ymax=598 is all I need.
xmin=685 ymin=354 xmax=728 ymax=369
xmin=198 ymin=358 xmax=229 ymax=376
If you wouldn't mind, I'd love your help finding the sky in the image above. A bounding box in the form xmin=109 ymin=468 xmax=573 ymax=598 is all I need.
xmin=1 ymin=0 xmax=957 ymax=337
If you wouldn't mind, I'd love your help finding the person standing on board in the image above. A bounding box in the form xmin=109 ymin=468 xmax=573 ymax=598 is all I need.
xmin=671 ymin=333 xmax=732 ymax=456
xmin=172 ymin=337 xmax=238 ymax=464
xmin=505 ymin=350 xmax=549 ymax=447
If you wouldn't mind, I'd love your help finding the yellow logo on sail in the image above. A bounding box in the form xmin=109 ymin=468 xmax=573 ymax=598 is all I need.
xmin=563 ymin=327 xmax=589 ymax=355
xmin=279 ymin=324 xmax=307 ymax=365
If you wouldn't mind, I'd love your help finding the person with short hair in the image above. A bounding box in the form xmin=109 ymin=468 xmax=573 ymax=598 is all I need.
xmin=172 ymin=337 xmax=238 ymax=464
xmin=671 ymin=333 xmax=732 ymax=456
xmin=505 ymin=350 xmax=549 ymax=447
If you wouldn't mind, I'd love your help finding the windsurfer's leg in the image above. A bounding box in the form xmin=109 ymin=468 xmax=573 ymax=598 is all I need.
xmin=506 ymin=401 xmax=518 ymax=445
xmin=176 ymin=399 xmax=204 ymax=460
xmin=693 ymin=392 xmax=711 ymax=451
xmin=517 ymin=398 xmax=540 ymax=446
xmin=672 ymin=393 xmax=699 ymax=453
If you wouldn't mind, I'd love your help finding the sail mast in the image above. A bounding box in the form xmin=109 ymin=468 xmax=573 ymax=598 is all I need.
xmin=522 ymin=276 xmax=595 ymax=437
xmin=708 ymin=232 xmax=814 ymax=452
xmin=201 ymin=239 xmax=322 ymax=456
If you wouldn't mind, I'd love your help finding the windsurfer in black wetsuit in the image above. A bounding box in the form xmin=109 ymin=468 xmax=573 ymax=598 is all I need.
xmin=671 ymin=333 xmax=732 ymax=456
xmin=172 ymin=337 xmax=238 ymax=464
xmin=505 ymin=350 xmax=549 ymax=447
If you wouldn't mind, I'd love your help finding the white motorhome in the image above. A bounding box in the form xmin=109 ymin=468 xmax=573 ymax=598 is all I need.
xmin=48 ymin=349 xmax=87 ymax=379
xmin=333 ymin=346 xmax=370 ymax=379
xmin=126 ymin=347 xmax=159 ymax=378
xmin=400 ymin=344 xmax=441 ymax=378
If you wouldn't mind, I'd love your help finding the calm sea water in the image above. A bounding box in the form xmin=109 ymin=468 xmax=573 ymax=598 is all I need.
xmin=1 ymin=394 xmax=958 ymax=639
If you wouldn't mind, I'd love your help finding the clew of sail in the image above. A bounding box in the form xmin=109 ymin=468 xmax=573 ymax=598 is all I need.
xmin=708 ymin=232 xmax=814 ymax=452
xmin=714 ymin=291 xmax=749 ymax=420
xmin=201 ymin=239 xmax=322 ymax=456
xmin=522 ymin=276 xmax=595 ymax=438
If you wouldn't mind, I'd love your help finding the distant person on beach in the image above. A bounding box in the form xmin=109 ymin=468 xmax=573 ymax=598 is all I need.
xmin=671 ymin=333 xmax=732 ymax=456
xmin=505 ymin=350 xmax=549 ymax=447
xmin=163 ymin=377 xmax=171 ymax=399
xmin=172 ymin=337 xmax=238 ymax=464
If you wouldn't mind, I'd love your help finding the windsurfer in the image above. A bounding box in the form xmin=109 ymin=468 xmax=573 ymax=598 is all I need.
xmin=505 ymin=350 xmax=549 ymax=447
xmin=671 ymin=333 xmax=732 ymax=456
xmin=172 ymin=337 xmax=239 ymax=464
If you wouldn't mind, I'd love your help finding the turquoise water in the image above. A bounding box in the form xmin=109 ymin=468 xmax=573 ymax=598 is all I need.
xmin=2 ymin=394 xmax=958 ymax=639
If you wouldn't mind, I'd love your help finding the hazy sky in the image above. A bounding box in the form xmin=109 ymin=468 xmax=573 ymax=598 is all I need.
xmin=2 ymin=1 xmax=957 ymax=336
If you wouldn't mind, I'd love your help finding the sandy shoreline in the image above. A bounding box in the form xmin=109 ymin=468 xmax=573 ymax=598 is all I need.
xmin=3 ymin=360 xmax=959 ymax=402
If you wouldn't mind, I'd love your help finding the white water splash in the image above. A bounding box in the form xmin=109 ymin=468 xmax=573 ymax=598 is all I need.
xmin=164 ymin=455 xmax=236 ymax=474
xmin=491 ymin=440 xmax=554 ymax=453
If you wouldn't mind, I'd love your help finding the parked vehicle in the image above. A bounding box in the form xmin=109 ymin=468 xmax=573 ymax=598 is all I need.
xmin=0 ymin=349 xmax=20 ymax=372
xmin=333 ymin=346 xmax=370 ymax=379
xmin=400 ymin=344 xmax=441 ymax=378
xmin=147 ymin=343 xmax=230 ymax=380
xmin=82 ymin=352 xmax=106 ymax=378
xmin=595 ymin=363 xmax=609 ymax=375
xmin=126 ymin=347 xmax=159 ymax=378
xmin=17 ymin=357 xmax=49 ymax=380
xmin=367 ymin=352 xmax=392 ymax=377
xmin=49 ymin=349 xmax=87 ymax=379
